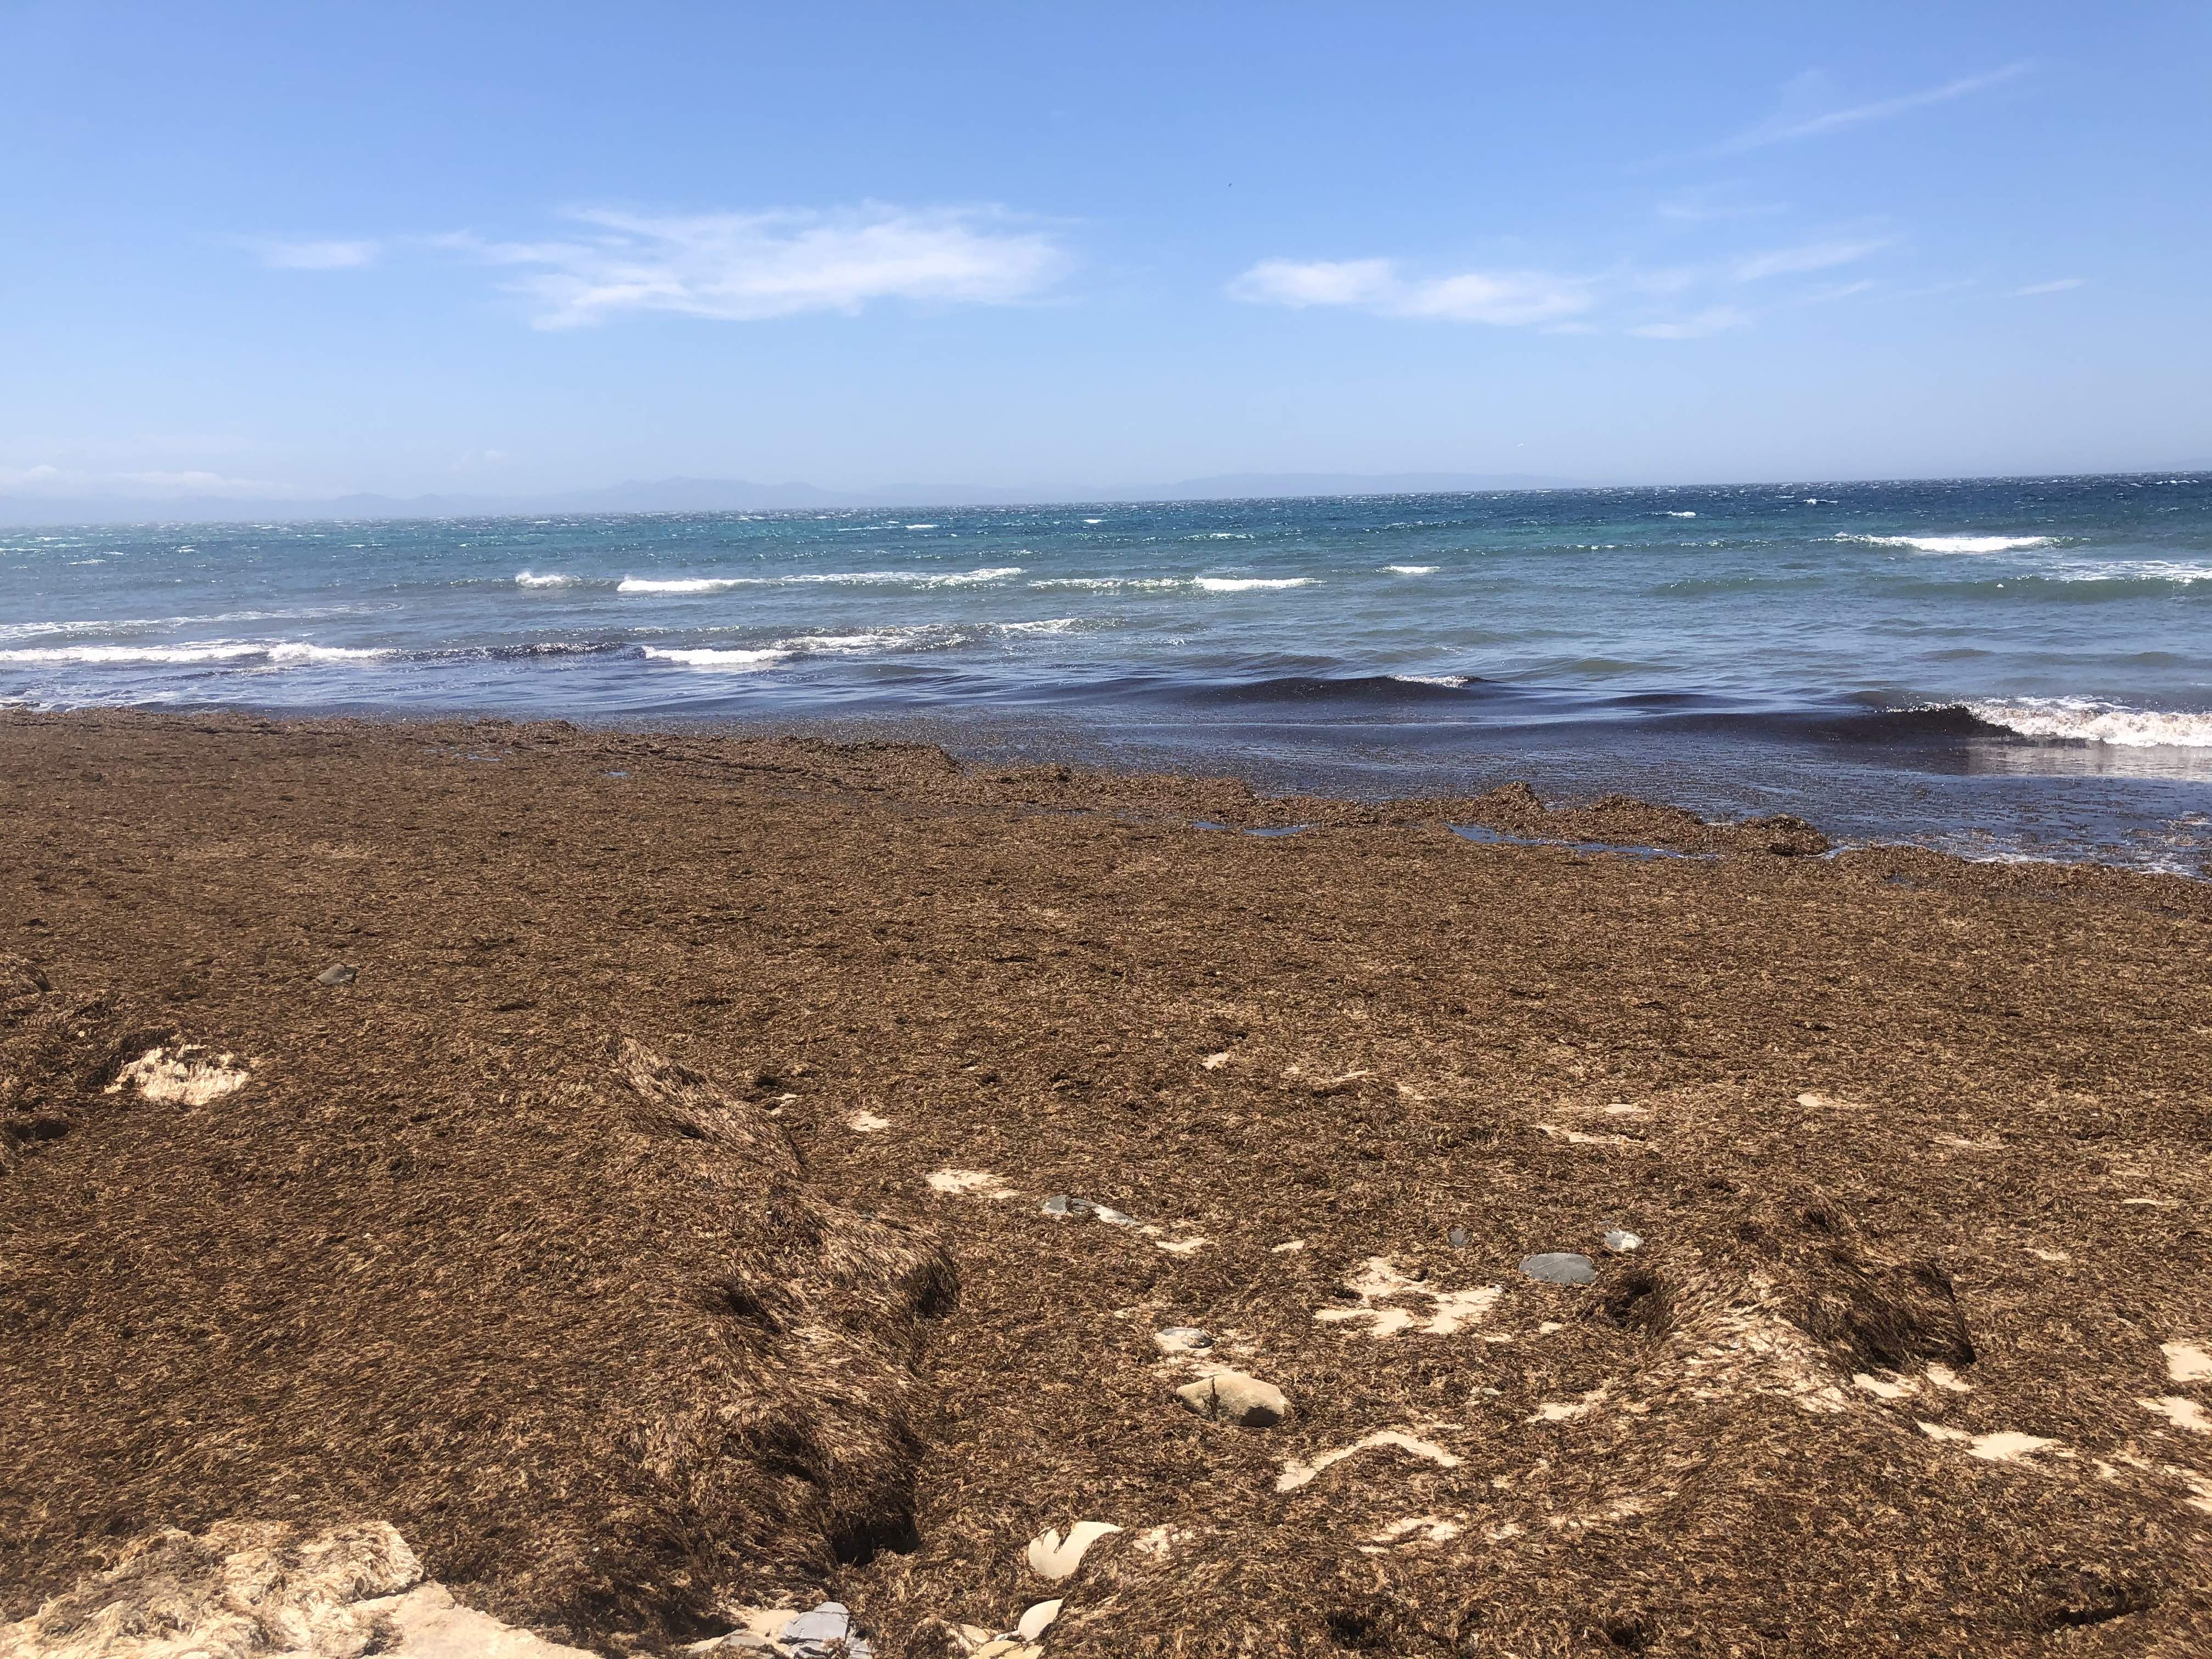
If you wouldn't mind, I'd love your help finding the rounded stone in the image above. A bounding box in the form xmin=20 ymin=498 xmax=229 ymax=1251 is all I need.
xmin=1519 ymin=1251 xmax=1598 ymax=1285
xmin=1175 ymin=1369 xmax=1288 ymax=1427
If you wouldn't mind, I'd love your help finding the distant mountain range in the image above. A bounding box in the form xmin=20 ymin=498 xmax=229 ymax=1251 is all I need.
xmin=0 ymin=471 xmax=1588 ymax=527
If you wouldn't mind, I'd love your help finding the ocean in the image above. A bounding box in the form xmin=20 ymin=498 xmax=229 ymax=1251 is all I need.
xmin=5 ymin=473 xmax=2209 ymax=873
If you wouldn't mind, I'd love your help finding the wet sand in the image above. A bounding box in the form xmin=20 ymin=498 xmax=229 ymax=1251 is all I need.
xmin=3 ymin=710 xmax=2209 ymax=1657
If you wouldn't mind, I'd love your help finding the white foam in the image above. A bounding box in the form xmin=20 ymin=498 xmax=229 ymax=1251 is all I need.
xmin=515 ymin=571 xmax=579 ymax=587
xmin=1001 ymin=617 xmax=1077 ymax=633
xmin=618 ymin=576 xmax=754 ymax=593
xmin=1666 ymin=511 xmax=1697 ymax=517
xmin=1390 ymin=673 xmax=1470 ymax=687
xmin=1195 ymin=577 xmax=1314 ymax=592
xmin=1383 ymin=565 xmax=1439 ymax=575
xmin=932 ymin=566 xmax=1023 ymax=585
xmin=1967 ymin=698 xmax=2212 ymax=748
xmin=905 ymin=523 xmax=937 ymax=529
xmin=1030 ymin=577 xmax=1185 ymax=590
xmin=264 ymin=643 xmax=392 ymax=662
xmin=0 ymin=640 xmax=381 ymax=665
xmin=1841 ymin=534 xmax=2055 ymax=555
xmin=641 ymin=646 xmax=790 ymax=669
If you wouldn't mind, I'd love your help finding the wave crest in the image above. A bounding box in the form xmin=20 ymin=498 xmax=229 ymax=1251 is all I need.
xmin=1842 ymin=534 xmax=2055 ymax=555
xmin=1967 ymin=698 xmax=2212 ymax=748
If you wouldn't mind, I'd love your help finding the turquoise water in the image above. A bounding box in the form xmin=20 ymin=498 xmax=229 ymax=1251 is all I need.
xmin=5 ymin=473 xmax=2209 ymax=870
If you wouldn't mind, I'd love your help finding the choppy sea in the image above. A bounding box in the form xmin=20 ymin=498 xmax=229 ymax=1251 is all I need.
xmin=6 ymin=473 xmax=2210 ymax=873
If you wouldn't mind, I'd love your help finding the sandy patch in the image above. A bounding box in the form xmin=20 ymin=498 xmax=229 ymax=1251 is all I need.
xmin=1277 ymin=1430 xmax=1464 ymax=1493
xmin=1918 ymin=1421 xmax=2062 ymax=1463
xmin=2162 ymin=1341 xmax=2212 ymax=1383
xmin=928 ymin=1168 xmax=1013 ymax=1198
xmin=2138 ymin=1395 xmax=2212 ymax=1434
xmin=106 ymin=1046 xmax=251 ymax=1107
xmin=847 ymin=1110 xmax=891 ymax=1132
xmin=1313 ymin=1257 xmax=1502 ymax=1339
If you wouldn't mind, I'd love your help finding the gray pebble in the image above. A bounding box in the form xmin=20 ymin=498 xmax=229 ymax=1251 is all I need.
xmin=1519 ymin=1251 xmax=1598 ymax=1285
xmin=1042 ymin=1193 xmax=1135 ymax=1226
xmin=316 ymin=963 xmax=358 ymax=987
xmin=1601 ymin=1228 xmax=1643 ymax=1252
xmin=1447 ymin=1226 xmax=1471 ymax=1249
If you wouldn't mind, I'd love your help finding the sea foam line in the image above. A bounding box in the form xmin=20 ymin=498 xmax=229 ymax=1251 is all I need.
xmin=1967 ymin=698 xmax=2212 ymax=748
xmin=1842 ymin=534 xmax=2055 ymax=555
xmin=0 ymin=642 xmax=390 ymax=665
xmin=618 ymin=567 xmax=1023 ymax=593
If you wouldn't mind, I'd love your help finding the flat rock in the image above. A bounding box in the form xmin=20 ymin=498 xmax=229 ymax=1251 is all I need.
xmin=1175 ymin=1369 xmax=1288 ymax=1427
xmin=1519 ymin=1251 xmax=1598 ymax=1285
xmin=1152 ymin=1325 xmax=1213 ymax=1354
xmin=317 ymin=963 xmax=359 ymax=986
xmin=1042 ymin=1193 xmax=1134 ymax=1226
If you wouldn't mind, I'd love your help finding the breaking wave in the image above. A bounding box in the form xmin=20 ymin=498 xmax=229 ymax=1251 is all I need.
xmin=1965 ymin=698 xmax=2212 ymax=748
xmin=1842 ymin=534 xmax=2056 ymax=555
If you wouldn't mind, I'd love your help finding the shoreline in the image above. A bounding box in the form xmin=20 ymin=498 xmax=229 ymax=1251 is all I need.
xmin=4 ymin=709 xmax=2210 ymax=1655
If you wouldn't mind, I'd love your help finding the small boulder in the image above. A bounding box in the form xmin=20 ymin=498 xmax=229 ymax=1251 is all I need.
xmin=1520 ymin=1252 xmax=1598 ymax=1285
xmin=317 ymin=963 xmax=359 ymax=987
xmin=1027 ymin=1520 xmax=1122 ymax=1581
xmin=1176 ymin=1369 xmax=1288 ymax=1427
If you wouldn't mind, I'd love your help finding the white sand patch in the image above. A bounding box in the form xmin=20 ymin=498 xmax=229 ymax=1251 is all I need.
xmin=1271 ymin=1239 xmax=1306 ymax=1252
xmin=1026 ymin=1521 xmax=1121 ymax=1581
xmin=1527 ymin=1387 xmax=1609 ymax=1424
xmin=1277 ymin=1430 xmax=1463 ymax=1493
xmin=1932 ymin=1133 xmax=2004 ymax=1151
xmin=2122 ymin=1197 xmax=2180 ymax=1208
xmin=1313 ymin=1256 xmax=1503 ymax=1339
xmin=106 ymin=1046 xmax=251 ymax=1107
xmin=1130 ymin=1524 xmax=1187 ymax=1556
xmin=2139 ymin=1395 xmax=2212 ymax=1434
xmin=2029 ymin=1248 xmax=2072 ymax=1262
xmin=927 ymin=1167 xmax=1013 ymax=1198
xmin=1600 ymin=1102 xmax=1650 ymax=1116
xmin=1483 ymin=1521 xmax=1527 ymax=1542
xmin=1154 ymin=1237 xmax=1210 ymax=1255
xmin=2163 ymin=1465 xmax=2212 ymax=1515
xmin=1918 ymin=1421 xmax=2062 ymax=1462
xmin=847 ymin=1110 xmax=891 ymax=1132
xmin=1199 ymin=1051 xmax=1232 ymax=1070
xmin=2162 ymin=1341 xmax=2212 ymax=1383
xmin=1925 ymin=1364 xmax=1972 ymax=1393
xmin=1853 ymin=1372 xmax=1916 ymax=1401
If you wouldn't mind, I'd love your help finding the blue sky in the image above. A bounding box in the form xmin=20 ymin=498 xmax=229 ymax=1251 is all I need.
xmin=4 ymin=1 xmax=2208 ymax=500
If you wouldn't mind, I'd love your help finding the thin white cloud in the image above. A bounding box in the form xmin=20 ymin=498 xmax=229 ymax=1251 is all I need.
xmin=1730 ymin=238 xmax=1895 ymax=283
xmin=1228 ymin=259 xmax=1592 ymax=326
xmin=2006 ymin=277 xmax=2086 ymax=296
xmin=1661 ymin=62 xmax=2030 ymax=165
xmin=0 ymin=464 xmax=289 ymax=498
xmin=1656 ymin=188 xmax=1787 ymax=223
xmin=1629 ymin=306 xmax=1751 ymax=341
xmin=444 ymin=205 xmax=1070 ymax=328
xmin=253 ymin=238 xmax=380 ymax=270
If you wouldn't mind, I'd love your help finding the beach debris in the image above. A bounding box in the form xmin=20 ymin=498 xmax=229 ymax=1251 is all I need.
xmin=2163 ymin=1341 xmax=2212 ymax=1383
xmin=929 ymin=1167 xmax=1013 ymax=1198
xmin=2139 ymin=1396 xmax=2212 ymax=1434
xmin=1519 ymin=1251 xmax=1598 ymax=1286
xmin=1601 ymin=1228 xmax=1644 ymax=1252
xmin=1315 ymin=1256 xmax=1502 ymax=1338
xmin=1016 ymin=1600 xmax=1063 ymax=1641
xmin=317 ymin=963 xmax=358 ymax=986
xmin=1153 ymin=1325 xmax=1214 ymax=1355
xmin=1277 ymin=1430 xmax=1463 ymax=1493
xmin=1447 ymin=1226 xmax=1471 ymax=1249
xmin=1026 ymin=1520 xmax=1123 ymax=1581
xmin=105 ymin=1046 xmax=251 ymax=1107
xmin=1042 ymin=1193 xmax=1135 ymax=1225
xmin=778 ymin=1601 xmax=873 ymax=1658
xmin=1176 ymin=1369 xmax=1288 ymax=1427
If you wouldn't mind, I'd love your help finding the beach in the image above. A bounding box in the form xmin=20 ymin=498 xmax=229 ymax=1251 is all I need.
xmin=3 ymin=708 xmax=2209 ymax=1655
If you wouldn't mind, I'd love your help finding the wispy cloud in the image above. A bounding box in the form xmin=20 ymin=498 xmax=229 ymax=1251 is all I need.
xmin=251 ymin=238 xmax=380 ymax=270
xmin=442 ymin=205 xmax=1070 ymax=328
xmin=2006 ymin=277 xmax=2086 ymax=296
xmin=0 ymin=463 xmax=290 ymax=498
xmin=1658 ymin=63 xmax=2031 ymax=166
xmin=1656 ymin=187 xmax=1788 ymax=224
xmin=1227 ymin=259 xmax=1592 ymax=326
xmin=1730 ymin=237 xmax=1895 ymax=283
xmin=1231 ymin=234 xmax=1895 ymax=338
